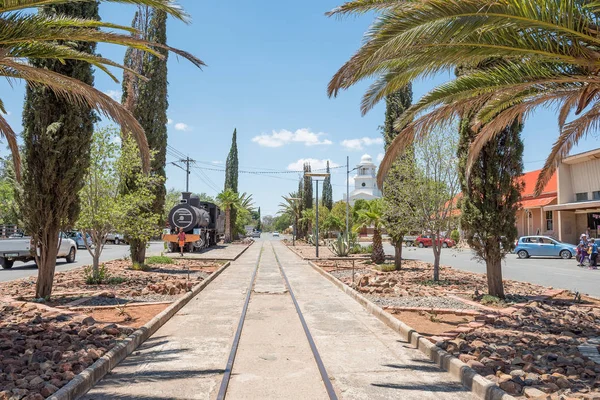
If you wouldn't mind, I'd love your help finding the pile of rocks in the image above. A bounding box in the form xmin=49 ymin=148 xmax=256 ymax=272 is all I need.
xmin=0 ymin=300 xmax=130 ymax=400
xmin=329 ymin=260 xmax=550 ymax=300
xmin=0 ymin=259 xmax=215 ymax=303
xmin=436 ymin=302 xmax=600 ymax=398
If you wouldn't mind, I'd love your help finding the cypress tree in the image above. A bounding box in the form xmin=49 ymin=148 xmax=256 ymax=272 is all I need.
xmin=381 ymin=84 xmax=413 ymax=269
xmin=458 ymin=119 xmax=523 ymax=299
xmin=303 ymin=162 xmax=313 ymax=210
xmin=256 ymin=207 xmax=262 ymax=231
xmin=297 ymin=176 xmax=305 ymax=238
xmin=121 ymin=7 xmax=169 ymax=262
xmin=21 ymin=2 xmax=99 ymax=298
xmin=224 ymin=129 xmax=239 ymax=236
xmin=322 ymin=161 xmax=333 ymax=210
xmin=383 ymin=85 xmax=413 ymax=148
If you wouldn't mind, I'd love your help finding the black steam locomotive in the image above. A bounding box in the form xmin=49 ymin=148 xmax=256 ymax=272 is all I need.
xmin=165 ymin=192 xmax=225 ymax=252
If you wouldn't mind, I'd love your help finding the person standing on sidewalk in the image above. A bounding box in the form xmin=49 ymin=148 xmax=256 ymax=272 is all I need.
xmin=178 ymin=228 xmax=186 ymax=257
xmin=590 ymin=238 xmax=598 ymax=270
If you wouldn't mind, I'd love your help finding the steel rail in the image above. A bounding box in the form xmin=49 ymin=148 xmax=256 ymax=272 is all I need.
xmin=216 ymin=244 xmax=263 ymax=400
xmin=270 ymin=243 xmax=338 ymax=400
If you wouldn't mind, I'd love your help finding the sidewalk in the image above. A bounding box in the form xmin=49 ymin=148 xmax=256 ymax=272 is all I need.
xmin=82 ymin=241 xmax=477 ymax=399
xmin=82 ymin=245 xmax=262 ymax=400
xmin=271 ymin=241 xmax=476 ymax=400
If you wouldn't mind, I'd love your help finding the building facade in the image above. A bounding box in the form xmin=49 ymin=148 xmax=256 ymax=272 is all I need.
xmin=545 ymin=149 xmax=600 ymax=243
xmin=516 ymin=170 xmax=557 ymax=238
xmin=345 ymin=154 xmax=382 ymax=206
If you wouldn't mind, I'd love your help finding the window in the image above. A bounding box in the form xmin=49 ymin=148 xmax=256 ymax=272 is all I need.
xmin=546 ymin=211 xmax=553 ymax=231
xmin=361 ymin=182 xmax=366 ymax=187
xmin=593 ymin=191 xmax=600 ymax=200
xmin=576 ymin=192 xmax=589 ymax=202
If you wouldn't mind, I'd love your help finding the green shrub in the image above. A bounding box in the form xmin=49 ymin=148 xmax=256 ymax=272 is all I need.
xmin=84 ymin=264 xmax=111 ymax=285
xmin=481 ymin=294 xmax=502 ymax=305
xmin=376 ymin=264 xmax=396 ymax=272
xmin=146 ymin=255 xmax=173 ymax=265
xmin=350 ymin=244 xmax=372 ymax=254
xmin=131 ymin=262 xmax=151 ymax=271
xmin=329 ymin=234 xmax=350 ymax=257
xmin=106 ymin=276 xmax=127 ymax=285
xmin=450 ymin=230 xmax=461 ymax=243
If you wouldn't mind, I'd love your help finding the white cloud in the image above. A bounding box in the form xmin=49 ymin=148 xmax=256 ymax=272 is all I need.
xmin=287 ymin=158 xmax=339 ymax=172
xmin=341 ymin=137 xmax=384 ymax=151
xmin=174 ymin=122 xmax=190 ymax=132
xmin=167 ymin=118 xmax=173 ymax=125
xmin=377 ymin=153 xmax=384 ymax=163
xmin=212 ymin=161 xmax=223 ymax=165
xmin=104 ymin=89 xmax=122 ymax=101
xmin=252 ymin=128 xmax=333 ymax=148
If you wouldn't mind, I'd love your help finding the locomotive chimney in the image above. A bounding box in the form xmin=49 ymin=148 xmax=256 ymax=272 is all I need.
xmin=181 ymin=192 xmax=192 ymax=203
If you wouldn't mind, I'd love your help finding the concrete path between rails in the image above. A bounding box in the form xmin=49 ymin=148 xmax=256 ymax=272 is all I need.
xmin=82 ymin=239 xmax=478 ymax=399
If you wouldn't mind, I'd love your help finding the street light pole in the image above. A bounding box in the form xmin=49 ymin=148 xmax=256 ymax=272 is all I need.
xmin=315 ymin=180 xmax=320 ymax=258
xmin=346 ymin=156 xmax=349 ymax=242
xmin=284 ymin=196 xmax=302 ymax=247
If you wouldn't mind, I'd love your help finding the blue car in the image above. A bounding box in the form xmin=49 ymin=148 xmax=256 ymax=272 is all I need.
xmin=514 ymin=236 xmax=577 ymax=259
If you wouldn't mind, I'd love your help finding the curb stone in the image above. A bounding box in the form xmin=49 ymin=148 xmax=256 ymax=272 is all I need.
xmin=48 ymin=258 xmax=234 ymax=400
xmin=307 ymin=260 xmax=515 ymax=400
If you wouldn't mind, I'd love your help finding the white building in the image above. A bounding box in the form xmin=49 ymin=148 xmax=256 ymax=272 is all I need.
xmin=345 ymin=154 xmax=382 ymax=206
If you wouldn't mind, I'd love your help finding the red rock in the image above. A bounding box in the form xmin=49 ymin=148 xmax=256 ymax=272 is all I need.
xmin=499 ymin=380 xmax=522 ymax=395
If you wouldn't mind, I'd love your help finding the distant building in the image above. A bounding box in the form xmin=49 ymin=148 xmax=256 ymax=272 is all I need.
xmin=545 ymin=148 xmax=600 ymax=243
xmin=345 ymin=154 xmax=382 ymax=206
xmin=516 ymin=169 xmax=558 ymax=238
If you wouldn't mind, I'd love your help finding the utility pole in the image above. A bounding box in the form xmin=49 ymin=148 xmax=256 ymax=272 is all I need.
xmin=346 ymin=156 xmax=349 ymax=242
xmin=171 ymin=157 xmax=194 ymax=191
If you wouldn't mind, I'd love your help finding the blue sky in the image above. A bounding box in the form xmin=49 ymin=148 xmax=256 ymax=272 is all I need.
xmin=1 ymin=1 xmax=598 ymax=217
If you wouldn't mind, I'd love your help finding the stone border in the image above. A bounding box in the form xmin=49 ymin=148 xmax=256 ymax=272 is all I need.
xmin=307 ymin=260 xmax=515 ymax=400
xmin=48 ymin=259 xmax=233 ymax=400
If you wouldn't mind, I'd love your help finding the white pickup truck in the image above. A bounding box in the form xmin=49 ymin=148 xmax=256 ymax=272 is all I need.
xmin=0 ymin=236 xmax=77 ymax=269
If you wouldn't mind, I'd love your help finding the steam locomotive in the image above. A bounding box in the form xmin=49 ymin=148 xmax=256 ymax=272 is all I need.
xmin=163 ymin=192 xmax=225 ymax=252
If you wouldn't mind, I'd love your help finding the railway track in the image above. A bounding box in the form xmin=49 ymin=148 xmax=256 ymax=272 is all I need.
xmin=216 ymin=242 xmax=337 ymax=400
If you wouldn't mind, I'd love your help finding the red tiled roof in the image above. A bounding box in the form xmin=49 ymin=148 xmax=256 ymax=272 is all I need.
xmin=520 ymin=169 xmax=557 ymax=197
xmin=520 ymin=196 xmax=557 ymax=209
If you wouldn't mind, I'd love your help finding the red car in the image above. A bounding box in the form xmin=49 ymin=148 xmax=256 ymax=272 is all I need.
xmin=415 ymin=235 xmax=455 ymax=248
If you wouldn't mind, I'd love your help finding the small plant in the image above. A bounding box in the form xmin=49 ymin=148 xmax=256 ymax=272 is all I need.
xmin=84 ymin=264 xmax=111 ymax=285
xmin=350 ymin=244 xmax=372 ymax=254
xmin=376 ymin=264 xmax=397 ymax=272
xmin=146 ymin=255 xmax=173 ymax=265
xmin=481 ymin=294 xmax=502 ymax=305
xmin=131 ymin=262 xmax=151 ymax=271
xmin=115 ymin=302 xmax=132 ymax=321
xmin=106 ymin=276 xmax=127 ymax=285
xmin=450 ymin=229 xmax=461 ymax=243
xmin=329 ymin=234 xmax=350 ymax=257
xmin=428 ymin=310 xmax=442 ymax=323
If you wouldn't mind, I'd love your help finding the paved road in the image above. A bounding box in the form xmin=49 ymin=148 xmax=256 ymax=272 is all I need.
xmin=0 ymin=241 xmax=164 ymax=283
xmin=85 ymin=240 xmax=476 ymax=400
xmin=380 ymin=243 xmax=600 ymax=297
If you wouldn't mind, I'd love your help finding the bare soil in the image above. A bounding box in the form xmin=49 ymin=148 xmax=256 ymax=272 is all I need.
xmin=390 ymin=310 xmax=474 ymax=337
xmin=83 ymin=303 xmax=170 ymax=328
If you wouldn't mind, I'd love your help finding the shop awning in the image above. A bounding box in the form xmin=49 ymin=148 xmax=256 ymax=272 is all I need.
xmin=520 ymin=196 xmax=557 ymax=209
xmin=544 ymin=200 xmax=600 ymax=212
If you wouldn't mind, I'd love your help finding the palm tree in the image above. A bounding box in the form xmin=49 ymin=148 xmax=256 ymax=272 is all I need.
xmin=328 ymin=0 xmax=600 ymax=194
xmin=0 ymin=0 xmax=204 ymax=177
xmin=278 ymin=192 xmax=302 ymax=239
xmin=353 ymin=199 xmax=386 ymax=264
xmin=217 ymin=188 xmax=240 ymax=243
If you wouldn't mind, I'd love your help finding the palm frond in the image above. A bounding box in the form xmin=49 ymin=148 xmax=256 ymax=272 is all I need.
xmin=0 ymin=0 xmax=191 ymax=22
xmin=0 ymin=112 xmax=20 ymax=180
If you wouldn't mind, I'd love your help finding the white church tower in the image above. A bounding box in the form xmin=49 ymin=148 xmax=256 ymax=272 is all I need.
xmin=347 ymin=154 xmax=382 ymax=205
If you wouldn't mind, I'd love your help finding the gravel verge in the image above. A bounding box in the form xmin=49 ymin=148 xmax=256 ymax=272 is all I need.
xmin=366 ymin=295 xmax=481 ymax=310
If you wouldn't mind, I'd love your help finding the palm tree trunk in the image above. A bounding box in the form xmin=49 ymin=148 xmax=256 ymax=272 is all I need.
xmin=224 ymin=208 xmax=232 ymax=243
xmin=372 ymin=229 xmax=385 ymax=264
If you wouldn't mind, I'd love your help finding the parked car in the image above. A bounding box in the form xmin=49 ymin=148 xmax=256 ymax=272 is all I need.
xmin=272 ymin=231 xmax=280 ymax=237
xmin=250 ymin=231 xmax=261 ymax=238
xmin=106 ymin=233 xmax=126 ymax=245
xmin=514 ymin=236 xmax=577 ymax=259
xmin=415 ymin=235 xmax=456 ymax=248
xmin=63 ymin=232 xmax=92 ymax=249
xmin=404 ymin=235 xmax=418 ymax=247
xmin=0 ymin=236 xmax=77 ymax=269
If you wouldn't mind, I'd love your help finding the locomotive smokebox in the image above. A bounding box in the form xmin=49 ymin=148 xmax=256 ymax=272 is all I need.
xmin=168 ymin=203 xmax=210 ymax=232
